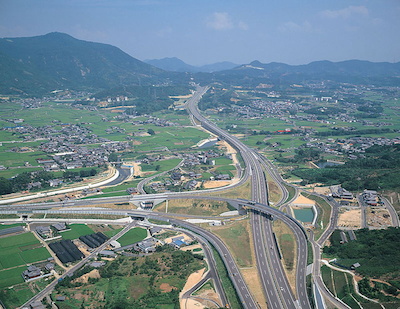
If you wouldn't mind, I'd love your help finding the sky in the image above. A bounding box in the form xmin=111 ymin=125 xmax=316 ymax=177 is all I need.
xmin=1 ymin=0 xmax=399 ymax=66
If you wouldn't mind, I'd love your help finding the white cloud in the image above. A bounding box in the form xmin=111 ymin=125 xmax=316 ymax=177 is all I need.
xmin=206 ymin=12 xmax=234 ymax=30
xmin=278 ymin=21 xmax=313 ymax=33
xmin=320 ymin=6 xmax=369 ymax=19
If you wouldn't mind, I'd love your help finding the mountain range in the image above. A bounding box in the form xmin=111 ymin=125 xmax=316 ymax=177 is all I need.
xmin=1 ymin=32 xmax=400 ymax=96
xmin=0 ymin=32 xmax=171 ymax=95
xmin=144 ymin=57 xmax=238 ymax=73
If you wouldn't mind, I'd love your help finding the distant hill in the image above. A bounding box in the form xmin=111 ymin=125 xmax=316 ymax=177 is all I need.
xmin=145 ymin=57 xmax=239 ymax=73
xmin=0 ymin=32 xmax=172 ymax=95
xmin=214 ymin=59 xmax=400 ymax=85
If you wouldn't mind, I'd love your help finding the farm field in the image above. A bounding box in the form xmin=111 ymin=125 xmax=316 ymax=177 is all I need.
xmin=60 ymin=224 xmax=95 ymax=240
xmin=0 ymin=266 xmax=27 ymax=288
xmin=0 ymin=232 xmax=50 ymax=270
xmin=116 ymin=227 xmax=148 ymax=246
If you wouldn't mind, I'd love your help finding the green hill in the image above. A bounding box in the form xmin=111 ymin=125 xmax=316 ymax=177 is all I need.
xmin=0 ymin=32 xmax=170 ymax=95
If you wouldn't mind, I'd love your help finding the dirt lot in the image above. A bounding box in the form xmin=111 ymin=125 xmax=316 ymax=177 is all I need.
xmin=240 ymin=267 xmax=267 ymax=306
xmin=366 ymin=207 xmax=392 ymax=228
xmin=180 ymin=268 xmax=208 ymax=309
xmin=337 ymin=207 xmax=361 ymax=229
xmin=73 ymin=269 xmax=101 ymax=284
xmin=202 ymin=180 xmax=231 ymax=189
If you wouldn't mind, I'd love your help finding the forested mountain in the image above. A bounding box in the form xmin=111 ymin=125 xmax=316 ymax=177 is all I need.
xmin=213 ymin=60 xmax=400 ymax=86
xmin=145 ymin=57 xmax=238 ymax=73
xmin=0 ymin=32 xmax=174 ymax=95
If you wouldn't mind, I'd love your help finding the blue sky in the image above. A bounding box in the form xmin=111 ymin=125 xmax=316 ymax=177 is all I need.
xmin=1 ymin=0 xmax=399 ymax=65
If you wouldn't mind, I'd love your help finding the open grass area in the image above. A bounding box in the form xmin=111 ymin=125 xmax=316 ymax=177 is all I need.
xmin=212 ymin=247 xmax=243 ymax=309
xmin=0 ymin=232 xmax=50 ymax=270
xmin=154 ymin=198 xmax=233 ymax=216
xmin=0 ymin=283 xmax=36 ymax=309
xmin=211 ymin=219 xmax=253 ymax=267
xmin=273 ymin=219 xmax=298 ymax=296
xmin=20 ymin=247 xmax=51 ymax=264
xmin=265 ymin=172 xmax=283 ymax=206
xmin=0 ymin=223 xmax=24 ymax=230
xmin=0 ymin=265 xmax=26 ymax=288
xmin=101 ymin=179 xmax=141 ymax=193
xmin=209 ymin=178 xmax=252 ymax=200
xmin=0 ymin=167 xmax=43 ymax=179
xmin=116 ymin=227 xmax=147 ymax=246
xmin=103 ymin=228 xmax=123 ymax=238
xmin=321 ymin=265 xmax=385 ymax=308
xmin=60 ymin=224 xmax=94 ymax=240
xmin=133 ymin=126 xmax=209 ymax=152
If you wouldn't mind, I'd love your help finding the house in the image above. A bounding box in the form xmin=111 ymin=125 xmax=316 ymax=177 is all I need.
xmin=89 ymin=261 xmax=105 ymax=268
xmin=171 ymin=172 xmax=182 ymax=181
xmin=171 ymin=236 xmax=188 ymax=248
xmin=149 ymin=227 xmax=163 ymax=236
xmin=126 ymin=187 xmax=138 ymax=194
xmin=30 ymin=300 xmax=46 ymax=309
xmin=99 ymin=250 xmax=116 ymax=258
xmin=23 ymin=265 xmax=41 ymax=279
xmin=110 ymin=240 xmax=121 ymax=249
xmin=52 ymin=222 xmax=67 ymax=231
xmin=214 ymin=174 xmax=231 ymax=180
xmin=49 ymin=179 xmax=63 ymax=187
xmin=351 ymin=262 xmax=361 ymax=269
xmin=36 ymin=226 xmax=51 ymax=237
xmin=45 ymin=263 xmax=55 ymax=271
xmin=136 ymin=238 xmax=157 ymax=253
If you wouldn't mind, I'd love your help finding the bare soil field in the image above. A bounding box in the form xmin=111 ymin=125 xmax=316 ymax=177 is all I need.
xmin=337 ymin=207 xmax=361 ymax=229
xmin=366 ymin=207 xmax=392 ymax=228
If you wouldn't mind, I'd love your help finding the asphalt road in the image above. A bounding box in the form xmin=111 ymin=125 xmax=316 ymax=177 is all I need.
xmin=187 ymin=85 xmax=311 ymax=309
xmin=5 ymin=86 xmax=318 ymax=309
xmin=104 ymin=167 xmax=132 ymax=186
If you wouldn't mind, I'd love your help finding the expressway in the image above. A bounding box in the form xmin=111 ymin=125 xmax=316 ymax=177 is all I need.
xmin=3 ymin=198 xmax=309 ymax=309
xmin=4 ymin=86 xmax=313 ymax=309
xmin=186 ymin=86 xmax=310 ymax=309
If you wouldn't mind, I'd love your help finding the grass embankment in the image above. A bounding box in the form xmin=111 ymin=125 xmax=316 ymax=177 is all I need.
xmin=283 ymin=183 xmax=296 ymax=204
xmin=321 ymin=266 xmax=383 ymax=309
xmin=154 ymin=198 xmax=234 ymax=216
xmin=264 ymin=172 xmax=283 ymax=206
xmin=273 ymin=219 xmax=298 ymax=296
xmin=209 ymin=178 xmax=252 ymax=200
xmin=210 ymin=220 xmax=252 ymax=268
xmin=211 ymin=247 xmax=243 ymax=309
xmin=30 ymin=213 xmax=126 ymax=220
xmin=301 ymin=192 xmax=331 ymax=240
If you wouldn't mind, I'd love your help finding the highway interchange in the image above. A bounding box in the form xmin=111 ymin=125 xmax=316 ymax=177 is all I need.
xmin=1 ymin=85 xmax=358 ymax=309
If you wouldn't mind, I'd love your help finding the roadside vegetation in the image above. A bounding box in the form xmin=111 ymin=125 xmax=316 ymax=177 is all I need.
xmin=52 ymin=247 xmax=204 ymax=309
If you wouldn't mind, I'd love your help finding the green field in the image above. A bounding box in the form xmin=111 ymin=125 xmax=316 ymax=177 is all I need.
xmin=0 ymin=283 xmax=36 ymax=309
xmin=116 ymin=227 xmax=147 ymax=246
xmin=0 ymin=223 xmax=24 ymax=230
xmin=103 ymin=228 xmax=123 ymax=238
xmin=0 ymin=266 xmax=26 ymax=288
xmin=20 ymin=247 xmax=51 ymax=264
xmin=0 ymin=232 xmax=50 ymax=270
xmin=60 ymin=224 xmax=94 ymax=240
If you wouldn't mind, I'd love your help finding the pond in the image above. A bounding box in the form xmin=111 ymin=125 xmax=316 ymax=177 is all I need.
xmin=293 ymin=207 xmax=315 ymax=223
